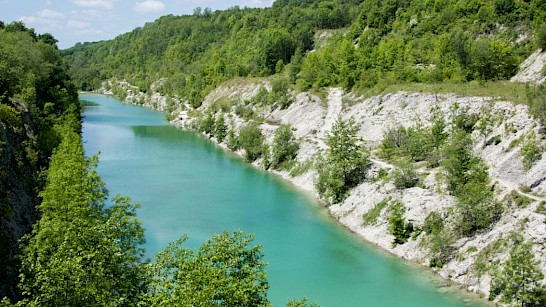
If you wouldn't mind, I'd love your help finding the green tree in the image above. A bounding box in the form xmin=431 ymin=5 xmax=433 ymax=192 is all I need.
xmin=490 ymin=241 xmax=545 ymax=306
xmin=199 ymin=111 xmax=215 ymax=135
xmin=238 ymin=121 xmax=264 ymax=162
xmin=260 ymin=28 xmax=295 ymax=73
xmin=316 ymin=117 xmax=370 ymax=203
xmin=214 ymin=114 xmax=227 ymax=142
xmin=144 ymin=231 xmax=269 ymax=306
xmin=421 ymin=211 xmax=455 ymax=268
xmin=18 ymin=129 xmax=146 ymax=306
xmin=271 ymin=124 xmax=299 ymax=169
xmin=227 ymin=127 xmax=239 ymax=151
xmin=289 ymin=47 xmax=304 ymax=84
xmin=522 ymin=135 xmax=542 ymax=171
xmin=538 ymin=23 xmax=546 ymax=50
xmin=388 ymin=201 xmax=411 ymax=246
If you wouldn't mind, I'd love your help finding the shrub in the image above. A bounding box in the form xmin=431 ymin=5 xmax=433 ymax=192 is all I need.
xmin=423 ymin=227 xmax=456 ymax=268
xmin=402 ymin=126 xmax=433 ymax=162
xmin=423 ymin=211 xmax=444 ymax=235
xmin=508 ymin=190 xmax=533 ymax=208
xmin=234 ymin=103 xmax=255 ymax=120
xmin=199 ymin=112 xmax=215 ymax=135
xmin=379 ymin=122 xmax=443 ymax=163
xmin=251 ymin=87 xmax=269 ymax=106
xmin=379 ymin=126 xmax=408 ymax=160
xmin=226 ymin=128 xmax=238 ymax=151
xmin=526 ymin=85 xmax=546 ymax=126
xmin=261 ymin=144 xmax=271 ymax=169
xmin=455 ymin=180 xmax=501 ymax=237
xmin=286 ymin=297 xmax=320 ymax=307
xmin=537 ymin=201 xmax=546 ymax=214
xmin=391 ymin=160 xmax=420 ymax=189
xmin=452 ymin=106 xmax=479 ymax=133
xmin=290 ymin=159 xmax=313 ymax=177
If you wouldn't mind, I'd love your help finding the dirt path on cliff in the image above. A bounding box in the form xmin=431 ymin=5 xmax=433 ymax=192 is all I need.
xmin=319 ymin=88 xmax=343 ymax=138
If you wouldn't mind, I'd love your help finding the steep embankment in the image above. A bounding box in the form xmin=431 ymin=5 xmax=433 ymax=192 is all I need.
xmin=0 ymin=25 xmax=81 ymax=300
xmin=103 ymin=50 xmax=546 ymax=303
xmin=182 ymin=85 xmax=546 ymax=298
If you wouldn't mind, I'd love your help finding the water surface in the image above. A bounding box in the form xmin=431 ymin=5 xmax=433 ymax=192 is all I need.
xmin=81 ymin=93 xmax=482 ymax=306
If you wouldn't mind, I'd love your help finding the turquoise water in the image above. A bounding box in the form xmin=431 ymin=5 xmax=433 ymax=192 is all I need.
xmin=81 ymin=93 xmax=482 ymax=307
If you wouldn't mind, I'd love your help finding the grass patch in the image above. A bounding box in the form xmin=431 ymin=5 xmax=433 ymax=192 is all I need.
xmin=466 ymin=246 xmax=478 ymax=253
xmin=508 ymin=191 xmax=534 ymax=208
xmin=369 ymin=81 xmax=528 ymax=105
xmin=474 ymin=238 xmax=507 ymax=277
xmin=363 ymin=197 xmax=390 ymax=226
xmin=289 ymin=159 xmax=313 ymax=177
xmin=536 ymin=201 xmax=546 ymax=214
xmin=506 ymin=134 xmax=525 ymax=152
xmin=520 ymin=185 xmax=533 ymax=193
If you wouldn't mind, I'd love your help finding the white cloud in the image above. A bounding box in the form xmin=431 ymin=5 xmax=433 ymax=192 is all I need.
xmin=67 ymin=19 xmax=89 ymax=30
xmin=72 ymin=0 xmax=114 ymax=10
xmin=74 ymin=9 xmax=112 ymax=20
xmin=134 ymin=0 xmax=165 ymax=14
xmin=37 ymin=9 xmax=65 ymax=19
xmin=19 ymin=9 xmax=65 ymax=27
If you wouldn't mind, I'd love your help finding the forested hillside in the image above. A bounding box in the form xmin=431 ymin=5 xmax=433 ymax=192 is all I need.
xmin=0 ymin=22 xmax=80 ymax=300
xmin=65 ymin=0 xmax=546 ymax=104
xmin=65 ymin=0 xmax=360 ymax=107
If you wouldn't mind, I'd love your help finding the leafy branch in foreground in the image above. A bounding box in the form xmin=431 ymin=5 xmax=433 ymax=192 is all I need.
xmin=143 ymin=231 xmax=269 ymax=306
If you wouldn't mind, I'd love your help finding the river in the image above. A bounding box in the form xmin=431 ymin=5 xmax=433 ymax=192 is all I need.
xmin=81 ymin=93 xmax=483 ymax=306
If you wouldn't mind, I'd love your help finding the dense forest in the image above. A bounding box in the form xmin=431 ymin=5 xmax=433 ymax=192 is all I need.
xmin=65 ymin=0 xmax=546 ymax=106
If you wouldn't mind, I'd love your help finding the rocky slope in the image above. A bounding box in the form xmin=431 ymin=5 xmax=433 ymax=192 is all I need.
xmin=0 ymin=101 xmax=42 ymax=298
xmin=102 ymin=51 xmax=546 ymax=304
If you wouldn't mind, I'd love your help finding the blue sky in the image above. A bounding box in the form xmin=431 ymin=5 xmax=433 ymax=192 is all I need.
xmin=1 ymin=0 xmax=275 ymax=49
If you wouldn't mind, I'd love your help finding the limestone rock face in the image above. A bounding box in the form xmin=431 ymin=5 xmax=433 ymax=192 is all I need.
xmin=510 ymin=49 xmax=546 ymax=85
xmin=105 ymin=70 xmax=546 ymax=300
